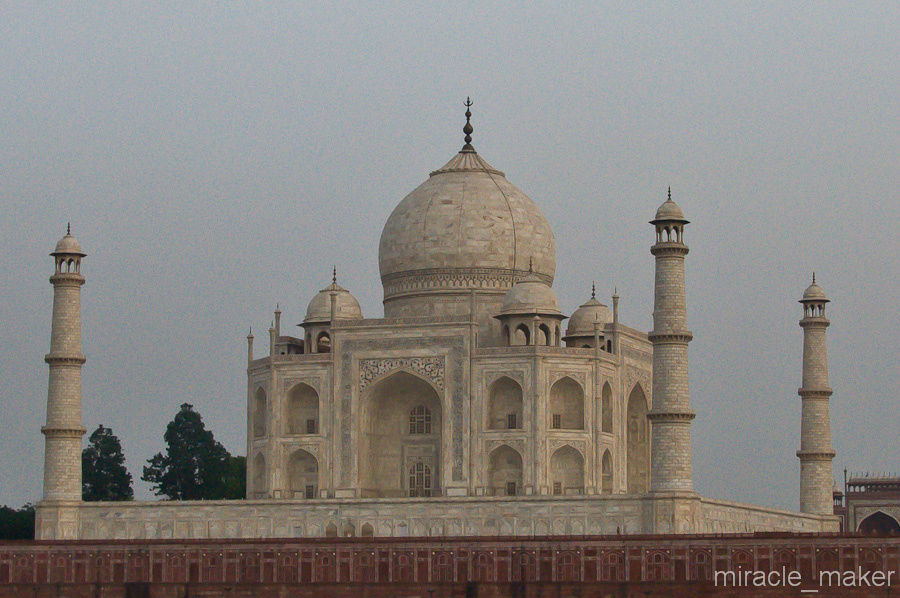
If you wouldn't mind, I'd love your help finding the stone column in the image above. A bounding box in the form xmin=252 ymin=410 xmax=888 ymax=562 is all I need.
xmin=647 ymin=191 xmax=695 ymax=493
xmin=797 ymin=276 xmax=835 ymax=515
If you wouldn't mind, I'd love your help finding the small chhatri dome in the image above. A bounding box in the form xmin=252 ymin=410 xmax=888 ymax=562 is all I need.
xmin=565 ymin=287 xmax=611 ymax=337
xmin=303 ymin=270 xmax=363 ymax=323
xmin=499 ymin=270 xmax=562 ymax=316
xmin=651 ymin=186 xmax=689 ymax=223
xmin=52 ymin=224 xmax=86 ymax=256
xmin=801 ymin=273 xmax=828 ymax=302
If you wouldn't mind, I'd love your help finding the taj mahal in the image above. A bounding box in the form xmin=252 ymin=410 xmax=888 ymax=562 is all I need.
xmin=35 ymin=103 xmax=840 ymax=540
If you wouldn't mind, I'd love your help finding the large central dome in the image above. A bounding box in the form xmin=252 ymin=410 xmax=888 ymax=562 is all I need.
xmin=378 ymin=116 xmax=556 ymax=320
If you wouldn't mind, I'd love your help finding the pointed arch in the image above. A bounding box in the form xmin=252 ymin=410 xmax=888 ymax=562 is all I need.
xmin=488 ymin=376 xmax=523 ymax=430
xmin=601 ymin=449 xmax=613 ymax=494
xmin=549 ymin=377 xmax=584 ymax=430
xmin=549 ymin=445 xmax=584 ymax=495
xmin=538 ymin=323 xmax=551 ymax=346
xmin=252 ymin=387 xmax=267 ymax=437
xmin=513 ymin=324 xmax=530 ymax=346
xmin=601 ymin=382 xmax=613 ymax=434
xmin=487 ymin=445 xmax=523 ymax=496
xmin=287 ymin=383 xmax=319 ymax=435
xmin=858 ymin=511 xmax=900 ymax=534
xmin=360 ymin=370 xmax=442 ymax=497
xmin=316 ymin=331 xmax=331 ymax=353
xmin=287 ymin=449 xmax=318 ymax=498
xmin=626 ymin=384 xmax=649 ymax=494
xmin=252 ymin=453 xmax=266 ymax=498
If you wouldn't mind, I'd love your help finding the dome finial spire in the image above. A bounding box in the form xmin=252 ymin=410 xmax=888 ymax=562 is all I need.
xmin=591 ymin=281 xmax=596 ymax=299
xmin=462 ymin=97 xmax=475 ymax=152
xmin=528 ymin=256 xmax=533 ymax=273
xmin=812 ymin=271 xmax=816 ymax=284
xmin=66 ymin=222 xmax=71 ymax=235
xmin=332 ymin=265 xmax=337 ymax=284
xmin=667 ymin=186 xmax=672 ymax=202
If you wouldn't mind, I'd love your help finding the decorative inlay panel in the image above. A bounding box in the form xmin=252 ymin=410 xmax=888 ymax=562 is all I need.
xmin=359 ymin=357 xmax=445 ymax=391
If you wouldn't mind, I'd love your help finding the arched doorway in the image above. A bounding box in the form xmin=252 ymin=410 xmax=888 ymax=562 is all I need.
xmin=360 ymin=371 xmax=442 ymax=497
xmin=287 ymin=449 xmax=318 ymax=499
xmin=549 ymin=446 xmax=584 ymax=495
xmin=549 ymin=377 xmax=584 ymax=430
xmin=626 ymin=385 xmax=649 ymax=494
xmin=487 ymin=445 xmax=523 ymax=496
xmin=287 ymin=383 xmax=319 ymax=435
xmin=858 ymin=511 xmax=900 ymax=534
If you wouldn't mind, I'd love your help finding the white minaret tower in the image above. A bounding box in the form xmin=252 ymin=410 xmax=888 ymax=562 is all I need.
xmin=648 ymin=189 xmax=695 ymax=493
xmin=797 ymin=275 xmax=835 ymax=515
xmin=37 ymin=226 xmax=87 ymax=539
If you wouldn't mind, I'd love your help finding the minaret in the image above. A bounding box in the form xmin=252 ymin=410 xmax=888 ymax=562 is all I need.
xmin=41 ymin=226 xmax=87 ymax=505
xmin=648 ymin=189 xmax=695 ymax=493
xmin=797 ymin=275 xmax=835 ymax=515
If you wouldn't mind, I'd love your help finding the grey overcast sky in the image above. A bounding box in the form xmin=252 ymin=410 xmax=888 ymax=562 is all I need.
xmin=1 ymin=3 xmax=897 ymax=510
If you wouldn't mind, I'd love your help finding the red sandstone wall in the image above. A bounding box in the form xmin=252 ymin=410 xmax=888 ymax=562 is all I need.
xmin=1 ymin=533 xmax=898 ymax=596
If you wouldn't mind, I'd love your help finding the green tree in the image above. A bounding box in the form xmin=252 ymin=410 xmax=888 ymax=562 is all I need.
xmin=142 ymin=403 xmax=231 ymax=500
xmin=82 ymin=425 xmax=133 ymax=501
xmin=0 ymin=504 xmax=35 ymax=540
xmin=223 ymin=455 xmax=246 ymax=499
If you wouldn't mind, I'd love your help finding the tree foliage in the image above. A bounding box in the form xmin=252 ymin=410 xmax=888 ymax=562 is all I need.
xmin=82 ymin=425 xmax=133 ymax=501
xmin=223 ymin=455 xmax=246 ymax=500
xmin=0 ymin=504 xmax=35 ymax=540
xmin=142 ymin=403 xmax=237 ymax=500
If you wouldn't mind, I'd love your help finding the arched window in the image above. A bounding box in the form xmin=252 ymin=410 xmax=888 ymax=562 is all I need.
xmin=514 ymin=324 xmax=530 ymax=346
xmin=316 ymin=332 xmax=331 ymax=353
xmin=287 ymin=450 xmax=318 ymax=499
xmin=408 ymin=405 xmax=432 ymax=434
xmin=487 ymin=445 xmax=523 ymax=496
xmin=408 ymin=462 xmax=432 ymax=497
xmin=538 ymin=323 xmax=551 ymax=346
xmin=487 ymin=377 xmax=523 ymax=430
xmin=287 ymin=383 xmax=319 ymax=435
xmin=549 ymin=377 xmax=584 ymax=430
xmin=503 ymin=325 xmax=510 ymax=346
xmin=601 ymin=382 xmax=613 ymax=434
xmin=601 ymin=450 xmax=613 ymax=494
xmin=252 ymin=453 xmax=266 ymax=498
xmin=253 ymin=388 xmax=267 ymax=438
xmin=550 ymin=446 xmax=584 ymax=495
xmin=626 ymin=385 xmax=649 ymax=494
xmin=361 ymin=523 xmax=374 ymax=537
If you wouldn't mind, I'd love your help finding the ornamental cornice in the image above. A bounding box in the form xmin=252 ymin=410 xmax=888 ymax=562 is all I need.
xmin=45 ymin=354 xmax=87 ymax=365
xmin=647 ymin=332 xmax=693 ymax=344
xmin=41 ymin=426 xmax=86 ymax=437
xmin=49 ymin=274 xmax=85 ymax=286
xmin=796 ymin=450 xmax=835 ymax=460
xmin=650 ymin=244 xmax=689 ymax=257
xmin=359 ymin=356 xmax=445 ymax=391
xmin=798 ymin=388 xmax=833 ymax=398
xmin=382 ymin=267 xmax=552 ymax=298
xmin=647 ymin=411 xmax=695 ymax=422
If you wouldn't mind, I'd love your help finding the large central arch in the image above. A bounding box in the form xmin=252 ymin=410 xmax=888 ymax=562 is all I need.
xmin=360 ymin=371 xmax=443 ymax=498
